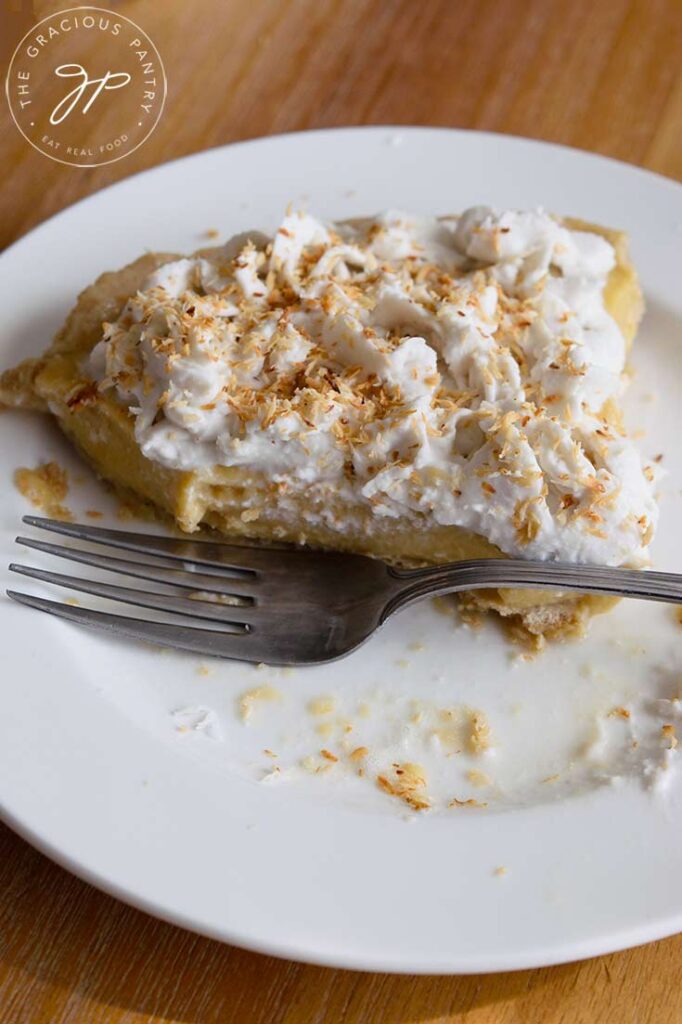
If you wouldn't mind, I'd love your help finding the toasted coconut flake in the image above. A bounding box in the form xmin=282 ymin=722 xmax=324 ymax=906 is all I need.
xmin=377 ymin=762 xmax=431 ymax=811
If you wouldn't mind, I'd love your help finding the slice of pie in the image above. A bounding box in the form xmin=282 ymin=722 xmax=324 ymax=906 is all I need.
xmin=1 ymin=206 xmax=658 ymax=642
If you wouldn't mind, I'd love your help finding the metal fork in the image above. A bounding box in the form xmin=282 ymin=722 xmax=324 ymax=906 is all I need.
xmin=7 ymin=514 xmax=682 ymax=665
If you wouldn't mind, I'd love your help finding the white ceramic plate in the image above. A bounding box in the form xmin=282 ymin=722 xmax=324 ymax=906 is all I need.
xmin=1 ymin=128 xmax=681 ymax=974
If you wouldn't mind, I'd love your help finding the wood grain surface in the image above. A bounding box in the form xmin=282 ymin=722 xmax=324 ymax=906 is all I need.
xmin=1 ymin=1 xmax=681 ymax=1021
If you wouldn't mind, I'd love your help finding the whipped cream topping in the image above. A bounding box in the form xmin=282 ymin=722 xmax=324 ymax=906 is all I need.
xmin=89 ymin=206 xmax=659 ymax=565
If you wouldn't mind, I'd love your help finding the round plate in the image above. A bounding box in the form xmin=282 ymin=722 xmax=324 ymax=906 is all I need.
xmin=1 ymin=127 xmax=681 ymax=973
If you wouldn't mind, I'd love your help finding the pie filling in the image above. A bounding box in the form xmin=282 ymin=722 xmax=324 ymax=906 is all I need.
xmin=0 ymin=206 xmax=659 ymax=640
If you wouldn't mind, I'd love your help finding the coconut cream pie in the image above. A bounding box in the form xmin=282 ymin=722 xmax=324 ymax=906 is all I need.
xmin=0 ymin=207 xmax=658 ymax=640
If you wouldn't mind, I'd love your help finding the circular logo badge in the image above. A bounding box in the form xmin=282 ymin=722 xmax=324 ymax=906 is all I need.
xmin=5 ymin=6 xmax=166 ymax=168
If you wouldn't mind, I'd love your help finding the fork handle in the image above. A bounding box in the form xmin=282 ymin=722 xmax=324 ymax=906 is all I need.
xmin=384 ymin=559 xmax=682 ymax=617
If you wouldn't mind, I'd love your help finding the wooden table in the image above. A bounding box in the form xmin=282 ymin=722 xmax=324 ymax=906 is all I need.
xmin=1 ymin=1 xmax=681 ymax=1020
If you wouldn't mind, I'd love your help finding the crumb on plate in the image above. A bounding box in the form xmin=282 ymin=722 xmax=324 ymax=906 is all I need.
xmin=377 ymin=762 xmax=431 ymax=811
xmin=238 ymin=684 xmax=282 ymax=722
xmin=467 ymin=709 xmax=493 ymax=754
xmin=307 ymin=695 xmax=336 ymax=716
xmin=467 ymin=769 xmax=491 ymax=787
xmin=608 ymin=706 xmax=631 ymax=719
xmin=14 ymin=462 xmax=72 ymax=520
xmin=661 ymin=724 xmax=678 ymax=749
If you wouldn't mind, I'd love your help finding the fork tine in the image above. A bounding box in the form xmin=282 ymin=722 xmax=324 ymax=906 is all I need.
xmin=6 ymin=590 xmax=259 ymax=662
xmin=9 ymin=564 xmax=256 ymax=627
xmin=21 ymin=515 xmax=283 ymax=574
xmin=15 ymin=536 xmax=259 ymax=598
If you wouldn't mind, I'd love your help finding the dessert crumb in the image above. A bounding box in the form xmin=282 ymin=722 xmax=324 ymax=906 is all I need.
xmin=467 ymin=769 xmax=491 ymax=788
xmin=432 ymin=706 xmax=462 ymax=751
xmin=308 ymin=695 xmax=336 ymax=716
xmin=608 ymin=706 xmax=631 ymax=719
xmin=301 ymin=753 xmax=335 ymax=774
xmin=188 ymin=590 xmax=241 ymax=606
xmin=493 ymin=866 xmax=508 ymax=877
xmin=506 ymin=622 xmax=546 ymax=654
xmin=377 ymin=762 xmax=430 ymax=811
xmin=116 ymin=494 xmax=158 ymax=522
xmin=467 ymin=709 xmax=493 ymax=755
xmin=661 ymin=724 xmax=678 ymax=749
xmin=238 ymin=684 xmax=282 ymax=722
xmin=458 ymin=604 xmax=484 ymax=630
xmin=431 ymin=595 xmax=455 ymax=617
xmin=14 ymin=462 xmax=72 ymax=520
